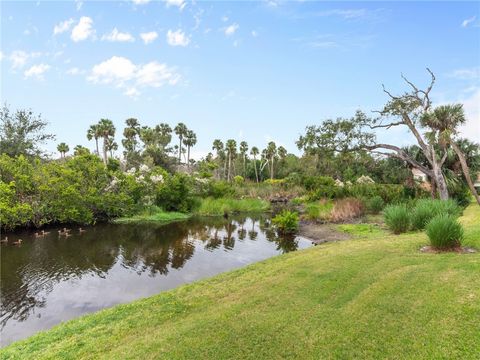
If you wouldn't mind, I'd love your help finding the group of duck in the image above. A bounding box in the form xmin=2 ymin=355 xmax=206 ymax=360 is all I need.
xmin=0 ymin=227 xmax=87 ymax=246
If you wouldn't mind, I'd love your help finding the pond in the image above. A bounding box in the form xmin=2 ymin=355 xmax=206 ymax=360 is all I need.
xmin=0 ymin=215 xmax=312 ymax=346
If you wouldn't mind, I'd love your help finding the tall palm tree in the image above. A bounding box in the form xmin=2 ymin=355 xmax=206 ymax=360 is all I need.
xmin=106 ymin=137 xmax=118 ymax=158
xmin=225 ymin=139 xmax=237 ymax=182
xmin=266 ymin=141 xmax=277 ymax=180
xmin=97 ymin=119 xmax=116 ymax=165
xmin=86 ymin=124 xmax=101 ymax=156
xmin=212 ymin=139 xmax=225 ymax=179
xmin=421 ymin=104 xmax=480 ymax=204
xmin=250 ymin=146 xmax=259 ymax=183
xmin=57 ymin=142 xmax=69 ymax=159
xmin=239 ymin=141 xmax=248 ymax=178
xmin=174 ymin=123 xmax=188 ymax=163
xmin=183 ymin=129 xmax=197 ymax=167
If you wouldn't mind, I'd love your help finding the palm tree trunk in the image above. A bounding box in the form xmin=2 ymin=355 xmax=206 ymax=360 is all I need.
xmin=103 ymin=137 xmax=108 ymax=165
xmin=429 ymin=145 xmax=448 ymax=200
xmin=187 ymin=146 xmax=191 ymax=168
xmin=451 ymin=142 xmax=480 ymax=205
xmin=178 ymin=137 xmax=182 ymax=163
xmin=95 ymin=138 xmax=99 ymax=157
xmin=253 ymin=156 xmax=258 ymax=183
xmin=228 ymin=153 xmax=232 ymax=182
xmin=270 ymin=157 xmax=274 ymax=180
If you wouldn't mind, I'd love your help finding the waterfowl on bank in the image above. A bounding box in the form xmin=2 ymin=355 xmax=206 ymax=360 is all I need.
xmin=78 ymin=228 xmax=86 ymax=233
xmin=12 ymin=239 xmax=23 ymax=245
xmin=0 ymin=237 xmax=8 ymax=243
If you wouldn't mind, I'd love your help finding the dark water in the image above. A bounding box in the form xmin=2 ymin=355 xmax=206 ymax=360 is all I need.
xmin=0 ymin=215 xmax=312 ymax=346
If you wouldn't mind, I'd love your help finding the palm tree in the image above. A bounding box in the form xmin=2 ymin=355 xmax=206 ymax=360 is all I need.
xmin=183 ymin=129 xmax=197 ymax=167
xmin=106 ymin=137 xmax=118 ymax=158
xmin=57 ymin=142 xmax=69 ymax=159
xmin=174 ymin=123 xmax=188 ymax=163
xmin=212 ymin=139 xmax=225 ymax=179
xmin=421 ymin=104 xmax=480 ymax=205
xmin=250 ymin=146 xmax=259 ymax=183
xmin=86 ymin=124 xmax=101 ymax=156
xmin=266 ymin=141 xmax=277 ymax=180
xmin=97 ymin=119 xmax=116 ymax=165
xmin=225 ymin=139 xmax=237 ymax=182
xmin=239 ymin=141 xmax=248 ymax=177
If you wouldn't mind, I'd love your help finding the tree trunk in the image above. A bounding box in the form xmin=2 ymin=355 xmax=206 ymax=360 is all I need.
xmin=270 ymin=157 xmax=274 ymax=180
xmin=178 ymin=137 xmax=182 ymax=163
xmin=223 ymin=158 xmax=227 ymax=180
xmin=451 ymin=142 xmax=480 ymax=205
xmin=102 ymin=137 xmax=108 ymax=165
xmin=187 ymin=146 xmax=191 ymax=168
xmin=228 ymin=153 xmax=232 ymax=182
xmin=95 ymin=138 xmax=99 ymax=157
xmin=429 ymin=145 xmax=449 ymax=200
xmin=253 ymin=156 xmax=259 ymax=183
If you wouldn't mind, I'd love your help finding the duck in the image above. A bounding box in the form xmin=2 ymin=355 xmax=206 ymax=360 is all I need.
xmin=63 ymin=227 xmax=71 ymax=233
xmin=0 ymin=237 xmax=8 ymax=244
xmin=34 ymin=232 xmax=44 ymax=238
xmin=64 ymin=233 xmax=72 ymax=238
xmin=58 ymin=229 xmax=65 ymax=235
xmin=41 ymin=230 xmax=50 ymax=235
xmin=12 ymin=239 xmax=23 ymax=245
xmin=78 ymin=228 xmax=86 ymax=233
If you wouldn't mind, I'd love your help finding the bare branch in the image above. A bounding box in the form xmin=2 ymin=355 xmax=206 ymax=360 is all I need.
xmin=368 ymin=120 xmax=404 ymax=130
xmin=381 ymin=84 xmax=398 ymax=100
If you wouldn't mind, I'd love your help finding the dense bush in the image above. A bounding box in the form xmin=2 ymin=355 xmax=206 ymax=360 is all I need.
xmin=366 ymin=195 xmax=385 ymax=214
xmin=304 ymin=200 xmax=333 ymax=221
xmin=411 ymin=199 xmax=461 ymax=230
xmin=272 ymin=210 xmax=299 ymax=234
xmin=156 ymin=173 xmax=196 ymax=213
xmin=426 ymin=215 xmax=464 ymax=249
xmin=384 ymin=204 xmax=411 ymax=234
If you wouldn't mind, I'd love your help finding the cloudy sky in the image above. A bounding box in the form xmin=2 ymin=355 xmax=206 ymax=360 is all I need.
xmin=1 ymin=0 xmax=479 ymax=159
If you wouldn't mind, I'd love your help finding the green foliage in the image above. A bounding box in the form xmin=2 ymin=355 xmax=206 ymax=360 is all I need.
xmin=411 ymin=199 xmax=461 ymax=230
xmin=156 ymin=173 xmax=196 ymax=213
xmin=305 ymin=201 xmax=333 ymax=221
xmin=272 ymin=210 xmax=299 ymax=234
xmin=366 ymin=195 xmax=385 ymax=214
xmin=383 ymin=204 xmax=411 ymax=234
xmin=113 ymin=206 xmax=190 ymax=224
xmin=233 ymin=175 xmax=244 ymax=185
xmin=426 ymin=215 xmax=464 ymax=249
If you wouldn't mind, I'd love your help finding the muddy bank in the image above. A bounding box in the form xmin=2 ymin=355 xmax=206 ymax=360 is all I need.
xmin=299 ymin=221 xmax=351 ymax=244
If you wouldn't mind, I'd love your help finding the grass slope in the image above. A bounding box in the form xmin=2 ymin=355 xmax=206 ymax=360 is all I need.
xmin=195 ymin=197 xmax=270 ymax=216
xmin=2 ymin=204 xmax=480 ymax=359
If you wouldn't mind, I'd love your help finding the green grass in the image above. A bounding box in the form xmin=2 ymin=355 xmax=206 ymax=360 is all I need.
xmin=2 ymin=204 xmax=480 ymax=359
xmin=304 ymin=200 xmax=333 ymax=220
xmin=113 ymin=207 xmax=190 ymax=224
xmin=195 ymin=197 xmax=270 ymax=216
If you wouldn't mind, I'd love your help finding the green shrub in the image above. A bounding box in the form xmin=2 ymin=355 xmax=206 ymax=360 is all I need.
xmin=305 ymin=201 xmax=333 ymax=221
xmin=411 ymin=199 xmax=461 ymax=230
xmin=426 ymin=215 xmax=463 ymax=249
xmin=233 ymin=175 xmax=244 ymax=185
xmin=366 ymin=195 xmax=385 ymax=214
xmin=384 ymin=204 xmax=410 ymax=234
xmin=272 ymin=210 xmax=299 ymax=234
xmin=156 ymin=173 xmax=196 ymax=212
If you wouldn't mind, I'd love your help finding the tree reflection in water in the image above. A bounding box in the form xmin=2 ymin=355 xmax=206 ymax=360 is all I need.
xmin=0 ymin=214 xmax=311 ymax=345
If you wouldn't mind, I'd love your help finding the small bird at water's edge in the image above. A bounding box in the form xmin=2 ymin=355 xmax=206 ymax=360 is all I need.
xmin=12 ymin=239 xmax=22 ymax=245
xmin=0 ymin=237 xmax=8 ymax=243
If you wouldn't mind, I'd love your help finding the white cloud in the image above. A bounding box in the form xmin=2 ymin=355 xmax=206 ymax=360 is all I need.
xmin=132 ymin=0 xmax=150 ymax=4
xmin=221 ymin=16 xmax=229 ymax=22
xmin=88 ymin=56 xmax=180 ymax=97
xmin=315 ymin=9 xmax=367 ymax=19
xmin=71 ymin=16 xmax=94 ymax=42
xmin=140 ymin=31 xmax=158 ymax=44
xmin=165 ymin=0 xmax=186 ymax=10
xmin=459 ymin=89 xmax=480 ymax=143
xmin=136 ymin=61 xmax=180 ymax=87
xmin=224 ymin=23 xmax=239 ymax=36
xmin=251 ymin=30 xmax=258 ymax=37
xmin=449 ymin=67 xmax=480 ymax=80
xmin=461 ymin=16 xmax=476 ymax=28
xmin=166 ymin=29 xmax=190 ymax=46
xmin=10 ymin=51 xmax=29 ymax=69
xmin=75 ymin=0 xmax=83 ymax=11
xmin=102 ymin=28 xmax=135 ymax=42
xmin=66 ymin=67 xmax=85 ymax=75
xmin=9 ymin=50 xmax=41 ymax=69
xmin=24 ymin=63 xmax=50 ymax=80
xmin=54 ymin=18 xmax=74 ymax=35
xmin=0 ymin=51 xmax=3 ymax=61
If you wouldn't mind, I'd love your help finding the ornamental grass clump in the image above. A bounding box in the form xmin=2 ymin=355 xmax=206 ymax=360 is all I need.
xmin=272 ymin=210 xmax=299 ymax=234
xmin=411 ymin=199 xmax=461 ymax=230
xmin=383 ymin=204 xmax=410 ymax=234
xmin=426 ymin=215 xmax=464 ymax=249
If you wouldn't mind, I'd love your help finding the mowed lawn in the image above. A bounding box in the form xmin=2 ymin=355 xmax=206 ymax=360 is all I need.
xmin=2 ymin=205 xmax=479 ymax=359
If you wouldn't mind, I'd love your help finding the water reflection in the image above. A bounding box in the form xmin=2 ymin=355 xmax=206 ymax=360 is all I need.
xmin=0 ymin=215 xmax=312 ymax=346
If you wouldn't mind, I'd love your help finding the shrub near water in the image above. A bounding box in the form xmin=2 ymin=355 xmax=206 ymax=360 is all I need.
xmin=384 ymin=204 xmax=410 ymax=234
xmin=272 ymin=210 xmax=299 ymax=234
xmin=426 ymin=215 xmax=464 ymax=249
xmin=330 ymin=198 xmax=364 ymax=222
xmin=366 ymin=195 xmax=385 ymax=214
xmin=411 ymin=199 xmax=461 ymax=230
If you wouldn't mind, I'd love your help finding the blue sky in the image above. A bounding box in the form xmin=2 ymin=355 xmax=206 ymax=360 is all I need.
xmin=1 ymin=0 xmax=479 ymax=159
